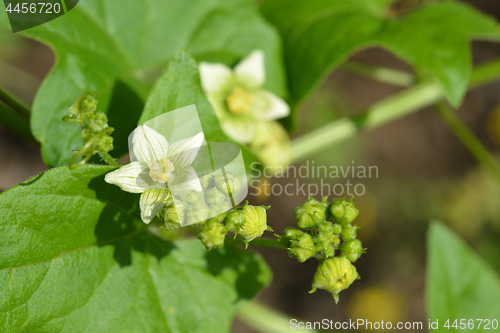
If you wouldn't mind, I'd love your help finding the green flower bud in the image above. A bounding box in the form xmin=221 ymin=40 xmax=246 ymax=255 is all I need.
xmin=310 ymin=257 xmax=359 ymax=304
xmin=240 ymin=205 xmax=269 ymax=245
xmin=93 ymin=111 xmax=108 ymax=127
xmin=224 ymin=210 xmax=245 ymax=233
xmin=318 ymin=221 xmax=334 ymax=235
xmin=340 ymin=224 xmax=359 ymax=241
xmin=81 ymin=128 xmax=92 ymax=142
xmin=330 ymin=197 xmax=359 ymax=225
xmin=314 ymin=233 xmax=335 ymax=258
xmin=185 ymin=191 xmax=200 ymax=204
xmin=200 ymin=173 xmax=213 ymax=189
xmin=80 ymin=94 xmax=98 ymax=112
xmin=208 ymin=202 xmax=231 ymax=223
xmin=215 ymin=173 xmax=241 ymax=196
xmin=288 ymin=233 xmax=316 ymax=263
xmin=294 ymin=196 xmax=327 ymax=229
xmin=159 ymin=200 xmax=187 ymax=230
xmin=97 ymin=135 xmax=114 ymax=153
xmin=206 ymin=188 xmax=224 ymax=206
xmin=186 ymin=201 xmax=208 ymax=225
xmin=341 ymin=239 xmax=366 ymax=263
xmin=278 ymin=227 xmax=304 ymax=248
xmin=332 ymin=224 xmax=343 ymax=234
xmin=198 ymin=220 xmax=227 ymax=250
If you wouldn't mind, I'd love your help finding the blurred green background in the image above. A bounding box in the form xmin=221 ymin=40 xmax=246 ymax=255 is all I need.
xmin=1 ymin=0 xmax=500 ymax=332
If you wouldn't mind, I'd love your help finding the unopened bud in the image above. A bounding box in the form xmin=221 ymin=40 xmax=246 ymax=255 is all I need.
xmin=340 ymin=224 xmax=359 ymax=241
xmin=215 ymin=173 xmax=241 ymax=196
xmin=207 ymin=188 xmax=225 ymax=206
xmin=200 ymin=173 xmax=213 ymax=189
xmin=341 ymin=239 xmax=366 ymax=263
xmin=186 ymin=201 xmax=208 ymax=225
xmin=98 ymin=135 xmax=114 ymax=153
xmin=330 ymin=197 xmax=359 ymax=225
xmin=294 ymin=196 xmax=327 ymax=229
xmin=198 ymin=220 xmax=227 ymax=250
xmin=208 ymin=202 xmax=231 ymax=223
xmin=310 ymin=256 xmax=358 ymax=304
xmin=240 ymin=205 xmax=270 ymax=246
xmin=185 ymin=191 xmax=200 ymax=204
xmin=314 ymin=233 xmax=335 ymax=258
xmin=288 ymin=232 xmax=316 ymax=263
xmin=224 ymin=210 xmax=245 ymax=233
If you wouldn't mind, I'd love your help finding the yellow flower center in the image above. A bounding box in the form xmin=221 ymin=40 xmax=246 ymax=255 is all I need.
xmin=148 ymin=157 xmax=174 ymax=184
xmin=226 ymin=86 xmax=253 ymax=114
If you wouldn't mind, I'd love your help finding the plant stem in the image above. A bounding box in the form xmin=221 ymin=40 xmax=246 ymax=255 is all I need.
xmin=0 ymin=102 xmax=36 ymax=143
xmin=435 ymin=102 xmax=500 ymax=185
xmin=0 ymin=87 xmax=31 ymax=119
xmin=237 ymin=301 xmax=319 ymax=333
xmin=341 ymin=60 xmax=415 ymax=87
xmin=290 ymin=81 xmax=442 ymax=162
xmin=226 ymin=236 xmax=285 ymax=249
xmin=469 ymin=57 xmax=500 ymax=89
xmin=291 ymin=58 xmax=500 ymax=163
xmin=98 ymin=151 xmax=120 ymax=166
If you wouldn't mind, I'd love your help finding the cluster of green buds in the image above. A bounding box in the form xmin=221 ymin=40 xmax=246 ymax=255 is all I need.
xmin=158 ymin=172 xmax=272 ymax=250
xmin=277 ymin=196 xmax=366 ymax=303
xmin=62 ymin=93 xmax=117 ymax=169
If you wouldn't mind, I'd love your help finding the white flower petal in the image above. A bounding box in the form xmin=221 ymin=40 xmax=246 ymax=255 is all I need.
xmin=234 ymin=50 xmax=265 ymax=89
xmin=169 ymin=167 xmax=202 ymax=195
xmin=104 ymin=162 xmax=152 ymax=193
xmin=132 ymin=125 xmax=169 ymax=164
xmin=199 ymin=62 xmax=233 ymax=94
xmin=251 ymin=90 xmax=290 ymax=120
xmin=139 ymin=189 xmax=170 ymax=224
xmin=221 ymin=117 xmax=255 ymax=144
xmin=168 ymin=132 xmax=205 ymax=169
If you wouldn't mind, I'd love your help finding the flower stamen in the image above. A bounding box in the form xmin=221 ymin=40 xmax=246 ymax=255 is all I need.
xmin=226 ymin=86 xmax=253 ymax=114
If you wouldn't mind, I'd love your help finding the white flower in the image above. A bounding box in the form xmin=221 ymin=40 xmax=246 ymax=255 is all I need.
xmin=199 ymin=50 xmax=290 ymax=144
xmin=105 ymin=125 xmax=204 ymax=224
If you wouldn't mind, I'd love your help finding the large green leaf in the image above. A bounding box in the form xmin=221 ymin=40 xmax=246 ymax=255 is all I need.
xmin=261 ymin=0 xmax=499 ymax=118
xmin=427 ymin=222 xmax=500 ymax=331
xmin=0 ymin=0 xmax=286 ymax=167
xmin=0 ymin=165 xmax=271 ymax=332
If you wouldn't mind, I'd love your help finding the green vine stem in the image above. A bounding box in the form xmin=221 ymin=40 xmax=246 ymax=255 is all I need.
xmin=291 ymin=58 xmax=500 ymax=163
xmin=291 ymin=80 xmax=442 ymax=162
xmin=227 ymin=236 xmax=285 ymax=249
xmin=435 ymin=102 xmax=500 ymax=185
xmin=237 ymin=301 xmax=319 ymax=333
xmin=0 ymin=102 xmax=36 ymax=143
xmin=341 ymin=60 xmax=415 ymax=87
xmin=0 ymin=86 xmax=31 ymax=119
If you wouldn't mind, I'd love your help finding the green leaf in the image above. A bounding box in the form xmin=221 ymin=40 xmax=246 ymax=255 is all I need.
xmin=0 ymin=165 xmax=271 ymax=332
xmin=0 ymin=0 xmax=286 ymax=167
xmin=261 ymin=0 xmax=499 ymax=118
xmin=427 ymin=222 xmax=500 ymax=330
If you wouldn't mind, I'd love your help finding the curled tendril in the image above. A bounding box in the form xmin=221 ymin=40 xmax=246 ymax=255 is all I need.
xmin=63 ymin=93 xmax=118 ymax=169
